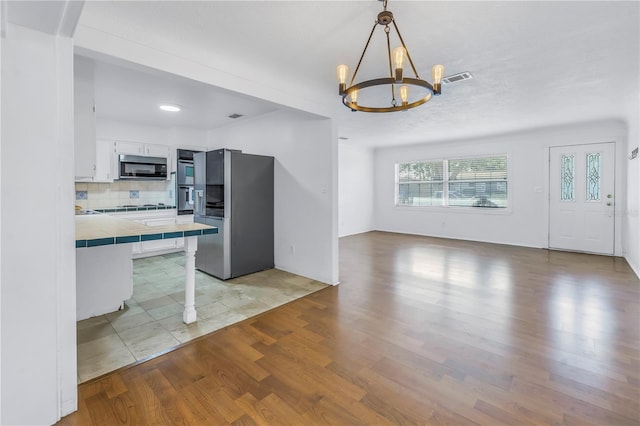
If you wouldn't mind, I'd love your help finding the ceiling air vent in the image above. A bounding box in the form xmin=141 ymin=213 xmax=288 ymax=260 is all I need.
xmin=228 ymin=113 xmax=244 ymax=119
xmin=442 ymin=72 xmax=473 ymax=85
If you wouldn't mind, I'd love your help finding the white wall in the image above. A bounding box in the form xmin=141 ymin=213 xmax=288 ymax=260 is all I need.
xmin=375 ymin=120 xmax=629 ymax=255
xmin=0 ymin=7 xmax=3 ymax=422
xmin=625 ymin=114 xmax=640 ymax=276
xmin=622 ymin=9 xmax=640 ymax=277
xmin=1 ymin=23 xmax=76 ymax=424
xmin=339 ymin=143 xmax=374 ymax=237
xmin=208 ymin=110 xmax=339 ymax=285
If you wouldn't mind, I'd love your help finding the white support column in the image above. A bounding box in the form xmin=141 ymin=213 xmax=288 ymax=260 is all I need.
xmin=182 ymin=235 xmax=198 ymax=324
xmin=2 ymin=22 xmax=77 ymax=425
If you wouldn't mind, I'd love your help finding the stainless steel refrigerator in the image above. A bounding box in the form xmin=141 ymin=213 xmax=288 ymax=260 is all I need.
xmin=193 ymin=149 xmax=274 ymax=279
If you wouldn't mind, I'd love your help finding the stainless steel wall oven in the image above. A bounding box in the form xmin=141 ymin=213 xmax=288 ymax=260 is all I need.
xmin=176 ymin=149 xmax=200 ymax=215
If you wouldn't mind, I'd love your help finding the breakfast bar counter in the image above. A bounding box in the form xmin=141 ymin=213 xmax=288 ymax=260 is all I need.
xmin=75 ymin=214 xmax=217 ymax=324
xmin=75 ymin=214 xmax=217 ymax=247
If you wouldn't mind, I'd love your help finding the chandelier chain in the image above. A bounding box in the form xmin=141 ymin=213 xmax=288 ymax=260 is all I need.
xmin=385 ymin=25 xmax=396 ymax=105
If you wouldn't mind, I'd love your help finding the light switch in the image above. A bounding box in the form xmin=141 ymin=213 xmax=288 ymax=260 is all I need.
xmin=533 ymin=186 xmax=543 ymax=193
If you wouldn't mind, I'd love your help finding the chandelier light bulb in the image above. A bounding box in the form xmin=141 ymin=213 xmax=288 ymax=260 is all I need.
xmin=393 ymin=47 xmax=405 ymax=69
xmin=337 ymin=64 xmax=349 ymax=94
xmin=351 ymin=89 xmax=359 ymax=104
xmin=432 ymin=64 xmax=445 ymax=94
xmin=393 ymin=46 xmax=406 ymax=81
xmin=337 ymin=64 xmax=349 ymax=84
xmin=399 ymin=85 xmax=409 ymax=105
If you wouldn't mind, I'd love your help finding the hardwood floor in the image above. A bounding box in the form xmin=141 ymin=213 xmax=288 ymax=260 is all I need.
xmin=58 ymin=231 xmax=640 ymax=425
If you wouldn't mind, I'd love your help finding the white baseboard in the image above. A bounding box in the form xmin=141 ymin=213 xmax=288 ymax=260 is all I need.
xmin=625 ymin=254 xmax=640 ymax=279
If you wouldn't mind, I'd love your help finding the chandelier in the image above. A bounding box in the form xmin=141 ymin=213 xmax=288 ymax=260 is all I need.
xmin=336 ymin=0 xmax=444 ymax=113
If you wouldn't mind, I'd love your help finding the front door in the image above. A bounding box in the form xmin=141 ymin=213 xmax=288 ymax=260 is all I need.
xmin=549 ymin=142 xmax=615 ymax=255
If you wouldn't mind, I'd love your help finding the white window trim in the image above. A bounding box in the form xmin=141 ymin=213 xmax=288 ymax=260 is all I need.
xmin=395 ymin=153 xmax=512 ymax=214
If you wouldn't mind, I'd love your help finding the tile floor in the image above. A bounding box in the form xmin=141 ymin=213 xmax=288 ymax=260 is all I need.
xmin=76 ymin=253 xmax=328 ymax=383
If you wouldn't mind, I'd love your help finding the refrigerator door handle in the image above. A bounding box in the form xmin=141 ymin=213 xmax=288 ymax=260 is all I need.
xmin=194 ymin=190 xmax=204 ymax=214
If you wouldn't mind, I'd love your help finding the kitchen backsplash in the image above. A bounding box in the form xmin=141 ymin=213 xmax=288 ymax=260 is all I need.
xmin=75 ymin=179 xmax=174 ymax=209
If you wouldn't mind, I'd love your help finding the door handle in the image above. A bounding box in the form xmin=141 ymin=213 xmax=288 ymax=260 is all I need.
xmin=607 ymin=202 xmax=612 ymax=206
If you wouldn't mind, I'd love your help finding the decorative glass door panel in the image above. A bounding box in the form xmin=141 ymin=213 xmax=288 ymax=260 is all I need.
xmin=585 ymin=153 xmax=601 ymax=201
xmin=560 ymin=154 xmax=575 ymax=201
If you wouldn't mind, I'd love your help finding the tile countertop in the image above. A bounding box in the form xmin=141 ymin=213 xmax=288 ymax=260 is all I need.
xmin=76 ymin=214 xmax=217 ymax=248
xmin=93 ymin=205 xmax=176 ymax=213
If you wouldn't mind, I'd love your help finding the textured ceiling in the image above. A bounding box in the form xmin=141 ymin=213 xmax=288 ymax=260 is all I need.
xmin=75 ymin=1 xmax=639 ymax=148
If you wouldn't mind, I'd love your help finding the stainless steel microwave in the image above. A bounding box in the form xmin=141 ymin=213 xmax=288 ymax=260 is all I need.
xmin=118 ymin=154 xmax=168 ymax=180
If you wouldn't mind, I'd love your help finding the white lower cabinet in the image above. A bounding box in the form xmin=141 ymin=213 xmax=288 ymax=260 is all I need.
xmin=175 ymin=215 xmax=194 ymax=224
xmin=140 ymin=217 xmax=178 ymax=253
xmin=76 ymin=244 xmax=133 ymax=320
xmin=108 ymin=210 xmax=181 ymax=258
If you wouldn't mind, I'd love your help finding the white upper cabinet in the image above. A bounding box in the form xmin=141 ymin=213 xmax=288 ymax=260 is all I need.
xmin=115 ymin=141 xmax=170 ymax=158
xmin=94 ymin=139 xmax=116 ymax=182
xmin=74 ymin=57 xmax=97 ymax=179
xmin=145 ymin=144 xmax=170 ymax=157
xmin=115 ymin=140 xmax=144 ymax=155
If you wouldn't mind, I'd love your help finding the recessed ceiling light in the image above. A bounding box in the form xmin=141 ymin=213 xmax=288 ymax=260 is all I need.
xmin=159 ymin=104 xmax=182 ymax=112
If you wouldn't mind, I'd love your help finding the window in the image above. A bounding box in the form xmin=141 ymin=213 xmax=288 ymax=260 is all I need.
xmin=396 ymin=155 xmax=508 ymax=208
xmin=397 ymin=161 xmax=444 ymax=206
